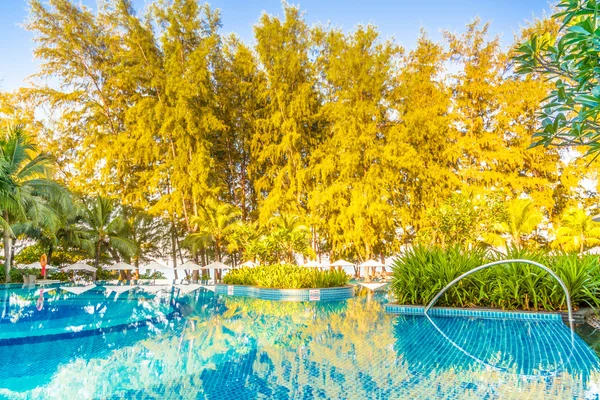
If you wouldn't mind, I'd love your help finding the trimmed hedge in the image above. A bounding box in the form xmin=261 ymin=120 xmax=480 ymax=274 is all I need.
xmin=223 ymin=264 xmax=349 ymax=289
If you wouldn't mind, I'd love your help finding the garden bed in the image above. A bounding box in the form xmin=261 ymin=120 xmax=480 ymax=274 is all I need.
xmin=222 ymin=264 xmax=349 ymax=288
xmin=390 ymin=246 xmax=600 ymax=313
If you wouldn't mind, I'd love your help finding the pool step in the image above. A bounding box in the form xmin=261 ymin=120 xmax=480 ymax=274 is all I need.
xmin=570 ymin=307 xmax=594 ymax=325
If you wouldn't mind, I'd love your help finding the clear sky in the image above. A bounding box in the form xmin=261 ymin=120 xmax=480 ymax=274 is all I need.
xmin=1 ymin=0 xmax=553 ymax=92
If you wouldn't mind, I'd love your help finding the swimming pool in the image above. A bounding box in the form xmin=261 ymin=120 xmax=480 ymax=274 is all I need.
xmin=0 ymin=285 xmax=598 ymax=399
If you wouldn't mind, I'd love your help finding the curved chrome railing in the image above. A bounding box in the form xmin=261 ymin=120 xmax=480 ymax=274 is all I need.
xmin=423 ymin=312 xmax=574 ymax=378
xmin=423 ymin=259 xmax=574 ymax=331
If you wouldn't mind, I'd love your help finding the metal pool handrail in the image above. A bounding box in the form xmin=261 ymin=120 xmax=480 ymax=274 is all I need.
xmin=423 ymin=259 xmax=574 ymax=331
xmin=424 ymin=312 xmax=574 ymax=378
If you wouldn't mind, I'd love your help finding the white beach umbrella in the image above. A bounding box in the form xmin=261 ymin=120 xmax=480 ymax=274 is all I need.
xmin=205 ymin=261 xmax=230 ymax=270
xmin=359 ymin=259 xmax=385 ymax=268
xmin=177 ymin=261 xmax=204 ymax=271
xmin=17 ymin=262 xmax=57 ymax=270
xmin=105 ymin=262 xmax=135 ymax=271
xmin=583 ymin=246 xmax=600 ymax=255
xmin=61 ymin=263 xmax=97 ymax=272
xmin=359 ymin=259 xmax=385 ymax=279
xmin=330 ymin=259 xmax=354 ymax=267
xmin=240 ymin=260 xmax=257 ymax=268
xmin=60 ymin=285 xmax=96 ymax=295
xmin=143 ymin=261 xmax=171 ymax=270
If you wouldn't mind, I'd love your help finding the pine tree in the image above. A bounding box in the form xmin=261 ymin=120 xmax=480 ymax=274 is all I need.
xmin=385 ymin=32 xmax=458 ymax=240
xmin=446 ymin=20 xmax=562 ymax=215
xmin=308 ymin=25 xmax=400 ymax=260
xmin=251 ymin=5 xmax=321 ymax=222
xmin=212 ymin=36 xmax=265 ymax=220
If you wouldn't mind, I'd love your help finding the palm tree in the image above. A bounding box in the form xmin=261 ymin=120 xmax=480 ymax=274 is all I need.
xmin=81 ymin=196 xmax=136 ymax=269
xmin=15 ymin=196 xmax=91 ymax=265
xmin=553 ymin=207 xmax=600 ymax=253
xmin=183 ymin=198 xmax=240 ymax=278
xmin=268 ymin=214 xmax=311 ymax=263
xmin=227 ymin=221 xmax=267 ymax=265
xmin=185 ymin=199 xmax=240 ymax=262
xmin=486 ymin=199 xmax=542 ymax=248
xmin=126 ymin=211 xmax=164 ymax=268
xmin=0 ymin=125 xmax=67 ymax=282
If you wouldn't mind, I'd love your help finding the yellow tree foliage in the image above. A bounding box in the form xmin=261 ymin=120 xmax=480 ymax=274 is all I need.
xmin=19 ymin=1 xmax=587 ymax=261
xmin=308 ymin=25 xmax=400 ymax=260
xmin=386 ymin=32 xmax=459 ymax=239
xmin=251 ymin=6 xmax=321 ymax=222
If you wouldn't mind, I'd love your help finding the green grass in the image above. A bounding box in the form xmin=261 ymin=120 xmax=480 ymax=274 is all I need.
xmin=223 ymin=264 xmax=349 ymax=289
xmin=390 ymin=245 xmax=600 ymax=311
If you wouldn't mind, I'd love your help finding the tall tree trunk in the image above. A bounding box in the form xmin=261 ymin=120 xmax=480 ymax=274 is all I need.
xmin=124 ymin=256 xmax=132 ymax=281
xmin=47 ymin=243 xmax=54 ymax=265
xmin=365 ymin=244 xmax=372 ymax=282
xmin=171 ymin=216 xmax=178 ymax=280
xmin=134 ymin=257 xmax=140 ymax=281
xmin=178 ymin=238 xmax=185 ymax=264
xmin=215 ymin=241 xmax=222 ymax=280
xmin=94 ymin=240 xmax=101 ymax=269
xmin=3 ymin=212 xmax=11 ymax=283
xmin=241 ymin=156 xmax=247 ymax=221
xmin=182 ymin=196 xmax=190 ymax=232
xmin=10 ymin=238 xmax=16 ymax=270
xmin=191 ymin=249 xmax=199 ymax=281
xmin=200 ymin=247 xmax=207 ymax=280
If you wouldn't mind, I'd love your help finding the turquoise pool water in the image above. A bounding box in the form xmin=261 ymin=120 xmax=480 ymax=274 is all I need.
xmin=0 ymin=285 xmax=598 ymax=399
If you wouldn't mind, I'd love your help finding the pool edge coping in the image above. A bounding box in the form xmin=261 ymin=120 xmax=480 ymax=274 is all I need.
xmin=384 ymin=303 xmax=566 ymax=321
xmin=215 ymin=284 xmax=355 ymax=302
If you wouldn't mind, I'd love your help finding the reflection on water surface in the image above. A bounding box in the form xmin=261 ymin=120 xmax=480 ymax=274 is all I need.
xmin=0 ymin=285 xmax=597 ymax=399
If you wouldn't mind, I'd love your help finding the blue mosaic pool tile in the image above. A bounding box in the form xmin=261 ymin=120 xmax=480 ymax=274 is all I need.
xmin=0 ymin=285 xmax=597 ymax=399
xmin=384 ymin=304 xmax=562 ymax=321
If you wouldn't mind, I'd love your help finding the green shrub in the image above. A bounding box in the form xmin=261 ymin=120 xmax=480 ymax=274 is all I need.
xmin=552 ymin=254 xmax=600 ymax=309
xmin=390 ymin=245 xmax=488 ymax=307
xmin=487 ymin=247 xmax=551 ymax=310
xmin=0 ymin=267 xmax=70 ymax=283
xmin=390 ymin=245 xmax=600 ymax=311
xmin=223 ymin=264 xmax=349 ymax=289
xmin=0 ymin=266 xmax=28 ymax=283
xmin=14 ymin=243 xmax=86 ymax=267
xmin=139 ymin=271 xmax=166 ymax=279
